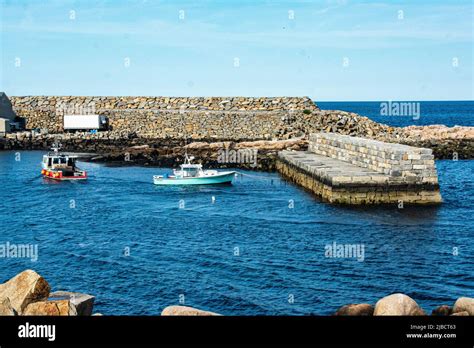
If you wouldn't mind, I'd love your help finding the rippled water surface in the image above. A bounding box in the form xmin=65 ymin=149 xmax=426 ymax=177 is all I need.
xmin=0 ymin=151 xmax=473 ymax=315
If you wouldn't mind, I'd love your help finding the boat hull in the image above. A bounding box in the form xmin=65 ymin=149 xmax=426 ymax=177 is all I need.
xmin=42 ymin=175 xmax=87 ymax=181
xmin=41 ymin=170 xmax=87 ymax=180
xmin=153 ymin=171 xmax=236 ymax=185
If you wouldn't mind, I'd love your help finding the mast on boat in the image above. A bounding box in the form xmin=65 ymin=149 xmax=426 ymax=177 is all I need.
xmin=51 ymin=140 xmax=61 ymax=154
xmin=180 ymin=106 xmax=191 ymax=165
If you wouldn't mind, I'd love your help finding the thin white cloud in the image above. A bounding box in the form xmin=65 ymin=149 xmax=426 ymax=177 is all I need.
xmin=1 ymin=0 xmax=472 ymax=51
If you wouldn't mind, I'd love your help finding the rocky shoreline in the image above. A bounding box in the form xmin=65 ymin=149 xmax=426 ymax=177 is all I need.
xmin=0 ymin=109 xmax=473 ymax=168
xmin=1 ymin=270 xmax=472 ymax=316
xmin=162 ymin=293 xmax=474 ymax=316
xmin=333 ymin=294 xmax=473 ymax=316
xmin=0 ymin=270 xmax=97 ymax=316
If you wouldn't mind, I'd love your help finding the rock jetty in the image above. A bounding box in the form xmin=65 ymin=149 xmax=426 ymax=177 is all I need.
xmin=277 ymin=133 xmax=442 ymax=204
xmin=0 ymin=94 xmax=472 ymax=160
xmin=0 ymin=270 xmax=95 ymax=316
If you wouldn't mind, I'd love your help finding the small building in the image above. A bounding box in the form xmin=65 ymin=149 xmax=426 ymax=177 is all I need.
xmin=0 ymin=92 xmax=16 ymax=121
xmin=0 ymin=92 xmax=20 ymax=134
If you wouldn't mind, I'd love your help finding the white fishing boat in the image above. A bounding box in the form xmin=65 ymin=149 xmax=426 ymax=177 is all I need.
xmin=153 ymin=154 xmax=236 ymax=185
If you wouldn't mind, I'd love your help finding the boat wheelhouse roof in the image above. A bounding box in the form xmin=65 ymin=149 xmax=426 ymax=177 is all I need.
xmin=44 ymin=152 xmax=79 ymax=159
xmin=43 ymin=153 xmax=79 ymax=159
xmin=180 ymin=163 xmax=202 ymax=169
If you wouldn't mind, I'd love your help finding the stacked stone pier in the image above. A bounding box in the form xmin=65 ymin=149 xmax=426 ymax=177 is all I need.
xmin=277 ymin=133 xmax=442 ymax=204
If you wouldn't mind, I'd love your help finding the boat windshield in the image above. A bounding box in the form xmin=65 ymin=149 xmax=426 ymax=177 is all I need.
xmin=183 ymin=168 xmax=198 ymax=176
xmin=52 ymin=157 xmax=68 ymax=165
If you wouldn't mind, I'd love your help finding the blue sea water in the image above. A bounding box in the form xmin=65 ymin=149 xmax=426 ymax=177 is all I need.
xmin=0 ymin=151 xmax=473 ymax=315
xmin=317 ymin=101 xmax=474 ymax=128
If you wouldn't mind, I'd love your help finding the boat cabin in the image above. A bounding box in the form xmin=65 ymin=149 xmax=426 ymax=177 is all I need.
xmin=41 ymin=143 xmax=87 ymax=180
xmin=177 ymin=163 xmax=203 ymax=178
xmin=42 ymin=154 xmax=77 ymax=169
xmin=173 ymin=155 xmax=205 ymax=178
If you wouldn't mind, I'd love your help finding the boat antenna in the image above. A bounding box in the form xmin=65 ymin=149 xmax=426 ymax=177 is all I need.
xmin=51 ymin=139 xmax=61 ymax=154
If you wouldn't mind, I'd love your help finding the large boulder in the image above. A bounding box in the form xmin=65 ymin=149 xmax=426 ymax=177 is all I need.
xmin=453 ymin=297 xmax=474 ymax=315
xmin=161 ymin=305 xmax=221 ymax=316
xmin=334 ymin=303 xmax=374 ymax=316
xmin=0 ymin=270 xmax=50 ymax=314
xmin=0 ymin=297 xmax=16 ymax=315
xmin=49 ymin=291 xmax=95 ymax=316
xmin=374 ymin=294 xmax=425 ymax=316
xmin=431 ymin=305 xmax=452 ymax=316
xmin=451 ymin=311 xmax=469 ymax=316
xmin=23 ymin=299 xmax=77 ymax=316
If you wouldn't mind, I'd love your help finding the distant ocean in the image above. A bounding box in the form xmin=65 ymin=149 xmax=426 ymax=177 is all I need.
xmin=317 ymin=101 xmax=474 ymax=128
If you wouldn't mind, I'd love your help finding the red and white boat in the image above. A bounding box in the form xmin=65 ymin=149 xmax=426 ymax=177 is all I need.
xmin=41 ymin=143 xmax=87 ymax=180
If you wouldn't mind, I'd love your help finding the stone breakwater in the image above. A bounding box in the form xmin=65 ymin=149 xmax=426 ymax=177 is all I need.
xmin=277 ymin=133 xmax=442 ymax=204
xmin=10 ymin=96 xmax=318 ymax=137
xmin=0 ymin=270 xmax=96 ymax=316
xmin=2 ymin=96 xmax=473 ymax=160
xmin=308 ymin=133 xmax=438 ymax=182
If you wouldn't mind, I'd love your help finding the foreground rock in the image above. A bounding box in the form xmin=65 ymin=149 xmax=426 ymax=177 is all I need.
xmin=0 ymin=270 xmax=95 ymax=316
xmin=431 ymin=305 xmax=452 ymax=316
xmin=0 ymin=297 xmax=16 ymax=315
xmin=334 ymin=303 xmax=374 ymax=316
xmin=161 ymin=305 xmax=221 ymax=316
xmin=374 ymin=294 xmax=425 ymax=316
xmin=452 ymin=297 xmax=474 ymax=315
xmin=24 ymin=299 xmax=77 ymax=316
xmin=0 ymin=270 xmax=50 ymax=314
xmin=49 ymin=291 xmax=95 ymax=316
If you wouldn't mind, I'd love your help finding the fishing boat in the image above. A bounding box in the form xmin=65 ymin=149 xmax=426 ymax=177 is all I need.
xmin=41 ymin=143 xmax=87 ymax=180
xmin=153 ymin=154 xmax=236 ymax=185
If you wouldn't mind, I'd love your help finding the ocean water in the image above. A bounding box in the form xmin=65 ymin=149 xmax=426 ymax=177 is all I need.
xmin=318 ymin=101 xmax=474 ymax=128
xmin=0 ymin=151 xmax=473 ymax=315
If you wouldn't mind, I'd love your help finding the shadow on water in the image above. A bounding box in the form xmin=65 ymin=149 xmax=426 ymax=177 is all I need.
xmin=40 ymin=177 xmax=89 ymax=186
xmin=279 ymin=176 xmax=441 ymax=225
xmin=153 ymin=182 xmax=233 ymax=192
xmin=332 ymin=203 xmax=441 ymax=225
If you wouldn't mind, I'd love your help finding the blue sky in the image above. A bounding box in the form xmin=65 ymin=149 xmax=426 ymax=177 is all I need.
xmin=0 ymin=0 xmax=472 ymax=100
